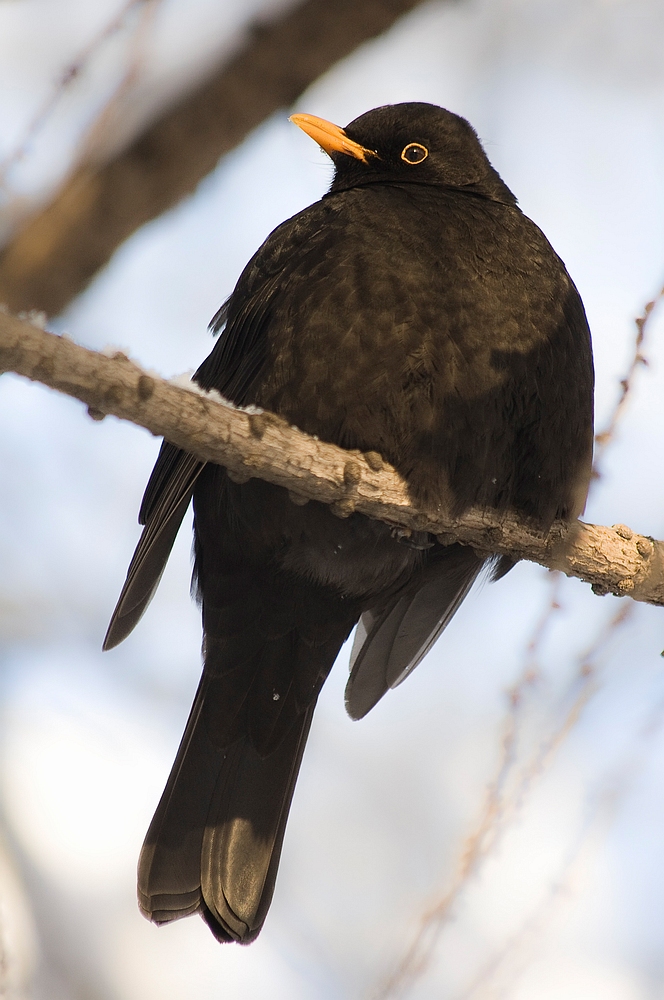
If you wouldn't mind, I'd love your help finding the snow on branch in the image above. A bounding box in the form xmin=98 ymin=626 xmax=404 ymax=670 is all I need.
xmin=1 ymin=309 xmax=663 ymax=608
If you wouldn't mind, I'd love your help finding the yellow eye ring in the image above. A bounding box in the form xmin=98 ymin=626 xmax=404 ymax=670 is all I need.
xmin=401 ymin=143 xmax=428 ymax=164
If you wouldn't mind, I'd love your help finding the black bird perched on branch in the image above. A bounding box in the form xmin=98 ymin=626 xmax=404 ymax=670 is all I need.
xmin=104 ymin=103 xmax=594 ymax=943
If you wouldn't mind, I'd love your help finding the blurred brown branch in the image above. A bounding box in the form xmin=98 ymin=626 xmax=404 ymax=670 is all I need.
xmin=2 ymin=311 xmax=664 ymax=608
xmin=0 ymin=0 xmax=428 ymax=317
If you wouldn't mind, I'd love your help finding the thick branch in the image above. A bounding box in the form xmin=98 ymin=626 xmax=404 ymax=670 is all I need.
xmin=1 ymin=311 xmax=663 ymax=607
xmin=0 ymin=0 xmax=428 ymax=316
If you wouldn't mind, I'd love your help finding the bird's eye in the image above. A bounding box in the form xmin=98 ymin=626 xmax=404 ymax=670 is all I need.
xmin=401 ymin=143 xmax=428 ymax=164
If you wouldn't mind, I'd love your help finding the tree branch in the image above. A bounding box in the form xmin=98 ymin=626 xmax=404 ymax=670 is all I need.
xmin=0 ymin=0 xmax=429 ymax=317
xmin=1 ymin=310 xmax=663 ymax=607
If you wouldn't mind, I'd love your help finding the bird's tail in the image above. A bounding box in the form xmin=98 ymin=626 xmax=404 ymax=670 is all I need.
xmin=137 ymin=670 xmax=315 ymax=943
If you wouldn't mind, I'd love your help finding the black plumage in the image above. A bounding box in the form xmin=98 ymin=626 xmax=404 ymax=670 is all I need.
xmin=104 ymin=103 xmax=594 ymax=943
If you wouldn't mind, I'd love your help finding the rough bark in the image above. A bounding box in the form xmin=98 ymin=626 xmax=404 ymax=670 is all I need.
xmin=1 ymin=311 xmax=662 ymax=607
xmin=0 ymin=0 xmax=429 ymax=316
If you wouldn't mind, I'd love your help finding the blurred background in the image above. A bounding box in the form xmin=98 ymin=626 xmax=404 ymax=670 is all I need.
xmin=1 ymin=0 xmax=664 ymax=997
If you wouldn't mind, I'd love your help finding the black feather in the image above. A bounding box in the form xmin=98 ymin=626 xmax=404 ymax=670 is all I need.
xmin=106 ymin=103 xmax=594 ymax=943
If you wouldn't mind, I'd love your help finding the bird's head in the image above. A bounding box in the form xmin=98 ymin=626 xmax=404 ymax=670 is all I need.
xmin=290 ymin=102 xmax=516 ymax=205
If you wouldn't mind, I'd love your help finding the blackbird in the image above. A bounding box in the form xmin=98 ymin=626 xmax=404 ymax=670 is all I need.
xmin=104 ymin=103 xmax=594 ymax=943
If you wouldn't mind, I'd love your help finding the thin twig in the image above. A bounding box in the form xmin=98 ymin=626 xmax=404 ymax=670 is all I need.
xmin=373 ymin=604 xmax=633 ymax=999
xmin=0 ymin=0 xmax=146 ymax=196
xmin=79 ymin=0 xmax=165 ymax=166
xmin=457 ymin=680 xmax=664 ymax=1000
xmin=593 ymin=281 xmax=664 ymax=473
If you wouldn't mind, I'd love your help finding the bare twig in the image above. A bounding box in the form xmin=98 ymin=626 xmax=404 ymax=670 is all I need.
xmin=593 ymin=281 xmax=664 ymax=472
xmin=522 ymin=572 xmax=563 ymax=676
xmin=457 ymin=672 xmax=664 ymax=1000
xmin=1 ymin=312 xmax=663 ymax=607
xmin=79 ymin=0 xmax=165 ymax=166
xmin=0 ymin=0 xmax=147 ymax=195
xmin=373 ymin=604 xmax=633 ymax=999
xmin=0 ymin=0 xmax=429 ymax=316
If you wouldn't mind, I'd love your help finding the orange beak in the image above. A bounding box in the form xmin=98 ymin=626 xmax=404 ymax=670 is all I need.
xmin=289 ymin=113 xmax=377 ymax=163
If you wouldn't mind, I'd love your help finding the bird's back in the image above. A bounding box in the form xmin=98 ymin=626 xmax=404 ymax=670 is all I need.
xmin=243 ymin=181 xmax=593 ymax=522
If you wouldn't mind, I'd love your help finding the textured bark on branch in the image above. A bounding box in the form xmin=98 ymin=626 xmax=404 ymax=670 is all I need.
xmin=1 ymin=311 xmax=663 ymax=607
xmin=0 ymin=0 xmax=429 ymax=317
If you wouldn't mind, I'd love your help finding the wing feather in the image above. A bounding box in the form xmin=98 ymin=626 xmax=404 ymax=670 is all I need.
xmin=104 ymin=203 xmax=331 ymax=649
xmin=345 ymin=545 xmax=484 ymax=720
xmin=103 ymin=452 xmax=203 ymax=649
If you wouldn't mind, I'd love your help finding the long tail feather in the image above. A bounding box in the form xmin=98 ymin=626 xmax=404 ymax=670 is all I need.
xmin=138 ymin=669 xmax=316 ymax=942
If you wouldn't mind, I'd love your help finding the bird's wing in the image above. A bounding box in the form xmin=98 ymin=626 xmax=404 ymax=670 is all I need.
xmin=103 ymin=448 xmax=203 ymax=649
xmin=104 ymin=263 xmax=281 ymax=649
xmin=345 ymin=544 xmax=484 ymax=720
xmin=105 ymin=206 xmax=331 ymax=650
xmin=193 ymin=210 xmax=329 ymax=401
